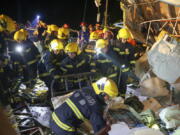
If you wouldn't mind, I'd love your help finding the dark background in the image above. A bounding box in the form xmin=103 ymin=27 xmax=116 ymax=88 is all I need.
xmin=1 ymin=0 xmax=122 ymax=29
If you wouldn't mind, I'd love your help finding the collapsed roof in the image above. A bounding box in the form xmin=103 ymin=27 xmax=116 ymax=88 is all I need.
xmin=120 ymin=0 xmax=180 ymax=44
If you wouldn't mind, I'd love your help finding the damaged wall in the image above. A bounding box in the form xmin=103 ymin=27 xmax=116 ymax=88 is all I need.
xmin=120 ymin=0 xmax=180 ymax=44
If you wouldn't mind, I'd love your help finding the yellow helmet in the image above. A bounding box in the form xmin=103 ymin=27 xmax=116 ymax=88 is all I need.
xmin=38 ymin=21 xmax=46 ymax=27
xmin=46 ymin=25 xmax=52 ymax=34
xmin=61 ymin=27 xmax=70 ymax=35
xmin=20 ymin=29 xmax=28 ymax=37
xmin=65 ymin=42 xmax=81 ymax=54
xmin=90 ymin=31 xmax=99 ymax=40
xmin=92 ymin=77 xmax=118 ymax=98
xmin=0 ymin=14 xmax=17 ymax=33
xmin=103 ymin=27 xmax=109 ymax=33
xmin=46 ymin=24 xmax=58 ymax=34
xmin=51 ymin=24 xmax=59 ymax=31
xmin=95 ymin=39 xmax=108 ymax=49
xmin=117 ymin=28 xmax=131 ymax=39
xmin=58 ymin=28 xmax=70 ymax=39
xmin=14 ymin=31 xmax=27 ymax=42
xmin=50 ymin=39 xmax=64 ymax=51
xmin=33 ymin=30 xmax=38 ymax=36
xmin=0 ymin=17 xmax=7 ymax=32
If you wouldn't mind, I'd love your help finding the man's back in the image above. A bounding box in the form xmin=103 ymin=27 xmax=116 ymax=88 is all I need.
xmin=51 ymin=87 xmax=106 ymax=134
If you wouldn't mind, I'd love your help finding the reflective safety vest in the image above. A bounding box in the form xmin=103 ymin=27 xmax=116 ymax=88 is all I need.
xmin=52 ymin=112 xmax=75 ymax=132
xmin=52 ymin=98 xmax=87 ymax=132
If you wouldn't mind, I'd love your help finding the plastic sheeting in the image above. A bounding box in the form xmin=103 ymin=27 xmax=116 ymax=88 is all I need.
xmin=29 ymin=106 xmax=52 ymax=128
xmin=148 ymin=35 xmax=180 ymax=83
xmin=159 ymin=105 xmax=180 ymax=129
xmin=108 ymin=123 xmax=164 ymax=135
xmin=172 ymin=129 xmax=180 ymax=135
xmin=108 ymin=122 xmax=132 ymax=135
xmin=131 ymin=128 xmax=164 ymax=135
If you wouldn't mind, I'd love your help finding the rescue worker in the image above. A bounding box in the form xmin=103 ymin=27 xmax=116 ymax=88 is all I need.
xmin=115 ymin=33 xmax=140 ymax=83
xmin=116 ymin=28 xmax=136 ymax=68
xmin=0 ymin=54 xmax=23 ymax=106
xmin=41 ymin=39 xmax=66 ymax=97
xmin=0 ymin=31 xmax=7 ymax=55
xmin=119 ymin=28 xmax=147 ymax=59
xmin=44 ymin=24 xmax=59 ymax=49
xmin=57 ymin=24 xmax=70 ymax=45
xmin=0 ymin=15 xmax=23 ymax=102
xmin=91 ymin=39 xmax=131 ymax=96
xmin=89 ymin=30 xmax=99 ymax=42
xmin=103 ymin=27 xmax=114 ymax=45
xmin=60 ymin=42 xmax=91 ymax=74
xmin=0 ymin=16 xmax=8 ymax=54
xmin=8 ymin=52 xmax=24 ymax=93
xmin=0 ymin=14 xmax=17 ymax=55
xmin=88 ymin=24 xmax=94 ymax=33
xmin=36 ymin=21 xmax=47 ymax=41
xmin=50 ymin=77 xmax=119 ymax=135
xmin=42 ymin=39 xmax=66 ymax=81
xmin=60 ymin=42 xmax=92 ymax=89
xmin=33 ymin=21 xmax=47 ymax=52
xmin=77 ymin=22 xmax=90 ymax=50
xmin=58 ymin=24 xmax=78 ymax=45
xmin=0 ymin=55 xmax=13 ymax=105
xmin=13 ymin=29 xmax=40 ymax=88
xmin=95 ymin=23 xmax=103 ymax=39
xmin=84 ymin=41 xmax=96 ymax=61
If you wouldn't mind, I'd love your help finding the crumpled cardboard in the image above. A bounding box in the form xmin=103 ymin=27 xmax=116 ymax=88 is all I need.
xmin=140 ymin=77 xmax=169 ymax=97
xmin=135 ymin=53 xmax=149 ymax=79
xmin=142 ymin=98 xmax=162 ymax=112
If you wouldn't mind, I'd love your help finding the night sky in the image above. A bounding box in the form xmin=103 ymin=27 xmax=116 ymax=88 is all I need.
xmin=2 ymin=0 xmax=122 ymax=29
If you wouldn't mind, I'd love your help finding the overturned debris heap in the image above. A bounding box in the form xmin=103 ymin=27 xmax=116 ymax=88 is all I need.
xmin=120 ymin=0 xmax=180 ymax=44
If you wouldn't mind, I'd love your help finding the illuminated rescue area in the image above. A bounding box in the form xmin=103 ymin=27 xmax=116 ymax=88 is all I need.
xmin=0 ymin=0 xmax=180 ymax=135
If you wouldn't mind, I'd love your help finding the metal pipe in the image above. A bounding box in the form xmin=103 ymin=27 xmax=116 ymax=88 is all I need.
xmin=104 ymin=0 xmax=109 ymax=26
xmin=140 ymin=17 xmax=180 ymax=24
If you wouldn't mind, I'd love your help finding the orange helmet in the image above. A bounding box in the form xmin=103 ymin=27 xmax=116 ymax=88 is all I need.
xmin=63 ymin=24 xmax=69 ymax=28
xmin=95 ymin=23 xmax=100 ymax=27
xmin=80 ymin=22 xmax=86 ymax=27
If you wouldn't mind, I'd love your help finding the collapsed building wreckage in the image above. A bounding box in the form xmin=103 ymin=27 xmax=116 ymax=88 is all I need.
xmin=120 ymin=0 xmax=180 ymax=95
xmin=120 ymin=0 xmax=180 ymax=43
xmin=50 ymin=1 xmax=180 ymax=135
xmin=113 ymin=0 xmax=180 ymax=134
xmin=1 ymin=1 xmax=180 ymax=135
xmin=123 ymin=0 xmax=180 ymax=103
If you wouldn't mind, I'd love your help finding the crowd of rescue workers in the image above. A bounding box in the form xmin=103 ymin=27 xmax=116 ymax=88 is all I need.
xmin=0 ymin=14 xmax=147 ymax=135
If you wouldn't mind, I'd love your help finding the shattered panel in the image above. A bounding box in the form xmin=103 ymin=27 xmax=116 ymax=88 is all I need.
xmin=121 ymin=0 xmax=180 ymax=44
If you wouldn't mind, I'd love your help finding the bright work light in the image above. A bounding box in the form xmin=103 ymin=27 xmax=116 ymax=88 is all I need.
xmin=15 ymin=45 xmax=23 ymax=53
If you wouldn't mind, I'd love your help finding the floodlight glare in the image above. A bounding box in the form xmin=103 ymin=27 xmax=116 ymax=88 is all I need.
xmin=16 ymin=45 xmax=23 ymax=53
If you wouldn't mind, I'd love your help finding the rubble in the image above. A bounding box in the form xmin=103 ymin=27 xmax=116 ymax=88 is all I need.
xmin=147 ymin=34 xmax=180 ymax=84
xmin=120 ymin=0 xmax=180 ymax=44
xmin=159 ymin=105 xmax=180 ymax=129
xmin=142 ymin=98 xmax=162 ymax=112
